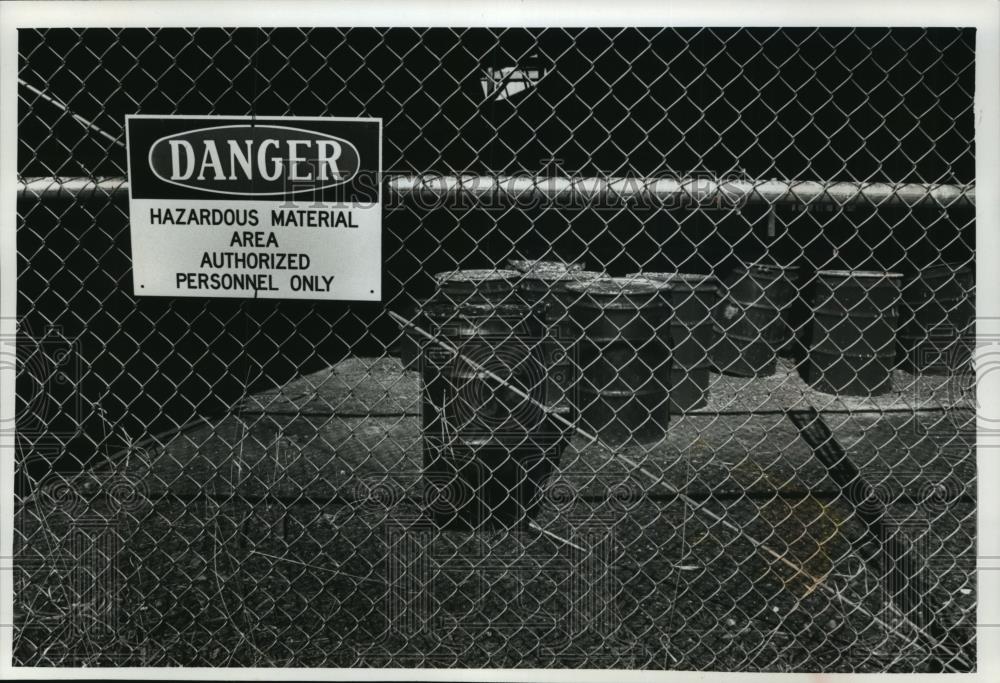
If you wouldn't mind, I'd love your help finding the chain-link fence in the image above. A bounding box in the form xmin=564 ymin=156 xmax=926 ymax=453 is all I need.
xmin=14 ymin=27 xmax=975 ymax=671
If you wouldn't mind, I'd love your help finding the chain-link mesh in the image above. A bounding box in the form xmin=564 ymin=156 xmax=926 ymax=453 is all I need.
xmin=14 ymin=27 xmax=975 ymax=671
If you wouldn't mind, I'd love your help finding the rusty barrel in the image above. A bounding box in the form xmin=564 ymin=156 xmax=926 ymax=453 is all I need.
xmin=509 ymin=259 xmax=586 ymax=274
xmin=400 ymin=269 xmax=521 ymax=371
xmin=898 ymin=263 xmax=975 ymax=374
xmin=566 ymin=278 xmax=672 ymax=444
xmin=519 ymin=270 xmax=609 ymax=328
xmin=420 ymin=298 xmax=560 ymax=530
xmin=631 ymin=272 xmax=718 ymax=411
xmin=711 ymin=262 xmax=798 ymax=377
xmin=517 ymin=270 xmax=608 ymax=439
xmin=803 ymin=270 xmax=902 ymax=396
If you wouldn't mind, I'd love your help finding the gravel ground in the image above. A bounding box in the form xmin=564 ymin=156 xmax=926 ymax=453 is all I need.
xmin=13 ymin=357 xmax=976 ymax=670
xmin=14 ymin=482 xmax=975 ymax=670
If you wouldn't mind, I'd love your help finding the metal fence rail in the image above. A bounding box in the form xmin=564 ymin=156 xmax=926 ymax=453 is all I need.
xmin=18 ymin=174 xmax=978 ymax=207
xmin=14 ymin=26 xmax=975 ymax=671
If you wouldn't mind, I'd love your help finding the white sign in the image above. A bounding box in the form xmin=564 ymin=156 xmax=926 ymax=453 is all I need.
xmin=125 ymin=115 xmax=382 ymax=300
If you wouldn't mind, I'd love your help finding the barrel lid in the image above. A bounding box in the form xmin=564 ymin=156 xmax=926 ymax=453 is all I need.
xmin=817 ymin=269 xmax=903 ymax=279
xmin=565 ymin=277 xmax=661 ymax=296
xmin=422 ymin=299 xmax=533 ymax=317
xmin=621 ymin=276 xmax=673 ymax=291
xmin=522 ymin=269 xmax=608 ymax=283
xmin=508 ymin=259 xmax=585 ymax=273
xmin=628 ymin=271 xmax=718 ymax=289
xmin=434 ymin=269 xmax=520 ymax=285
xmin=740 ymin=261 xmax=799 ymax=274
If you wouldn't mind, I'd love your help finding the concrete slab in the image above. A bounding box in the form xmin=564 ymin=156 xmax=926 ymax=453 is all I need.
xmin=235 ymin=355 xmax=969 ymax=419
xmin=143 ymin=389 xmax=974 ymax=512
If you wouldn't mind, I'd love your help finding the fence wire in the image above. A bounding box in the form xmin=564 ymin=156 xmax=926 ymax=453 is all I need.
xmin=14 ymin=27 xmax=975 ymax=671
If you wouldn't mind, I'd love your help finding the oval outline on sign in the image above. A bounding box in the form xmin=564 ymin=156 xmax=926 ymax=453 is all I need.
xmin=147 ymin=124 xmax=361 ymax=197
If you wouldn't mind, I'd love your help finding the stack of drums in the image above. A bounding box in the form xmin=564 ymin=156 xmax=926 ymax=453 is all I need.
xmin=420 ymin=269 xmax=560 ymax=530
xmin=803 ymin=270 xmax=902 ymax=396
xmin=898 ymin=262 xmax=975 ymax=374
xmin=517 ymin=268 xmax=608 ymax=444
xmin=631 ymin=272 xmax=719 ymax=411
xmin=566 ymin=278 xmax=672 ymax=445
xmin=711 ymin=262 xmax=798 ymax=377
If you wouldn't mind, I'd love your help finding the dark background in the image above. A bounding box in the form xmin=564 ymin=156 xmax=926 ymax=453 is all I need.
xmin=16 ymin=27 xmax=976 ymax=475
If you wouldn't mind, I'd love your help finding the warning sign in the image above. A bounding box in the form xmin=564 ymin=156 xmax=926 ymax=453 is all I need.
xmin=125 ymin=115 xmax=382 ymax=300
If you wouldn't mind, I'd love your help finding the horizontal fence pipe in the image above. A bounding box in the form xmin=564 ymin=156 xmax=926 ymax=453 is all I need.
xmin=17 ymin=175 xmax=976 ymax=208
xmin=388 ymin=175 xmax=976 ymax=208
xmin=18 ymin=176 xmax=129 ymax=199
